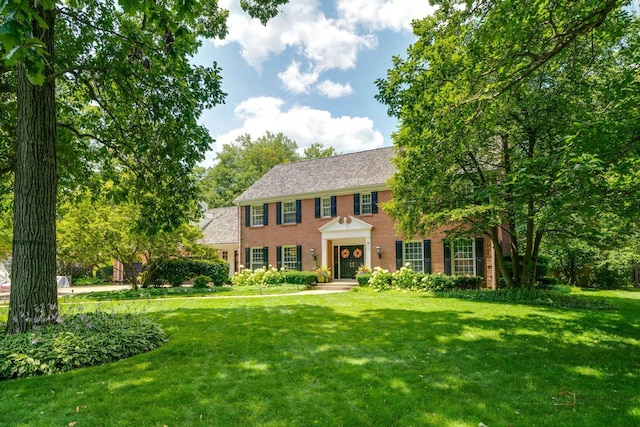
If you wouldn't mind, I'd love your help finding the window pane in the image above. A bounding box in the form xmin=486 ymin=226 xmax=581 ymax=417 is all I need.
xmin=404 ymin=241 xmax=424 ymax=272
xmin=321 ymin=197 xmax=331 ymax=217
xmin=282 ymin=201 xmax=296 ymax=224
xmin=251 ymin=248 xmax=264 ymax=270
xmin=453 ymin=239 xmax=475 ymax=275
xmin=282 ymin=246 xmax=298 ymax=270
xmin=361 ymin=193 xmax=371 ymax=214
xmin=251 ymin=205 xmax=264 ymax=226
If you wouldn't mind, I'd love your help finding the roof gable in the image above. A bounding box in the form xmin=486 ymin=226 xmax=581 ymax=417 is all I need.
xmin=235 ymin=147 xmax=395 ymax=204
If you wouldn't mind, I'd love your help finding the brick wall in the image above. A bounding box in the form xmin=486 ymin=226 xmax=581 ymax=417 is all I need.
xmin=240 ymin=189 xmax=495 ymax=287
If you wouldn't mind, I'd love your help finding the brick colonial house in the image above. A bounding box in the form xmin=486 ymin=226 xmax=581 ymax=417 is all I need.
xmin=199 ymin=206 xmax=239 ymax=275
xmin=234 ymin=147 xmax=497 ymax=287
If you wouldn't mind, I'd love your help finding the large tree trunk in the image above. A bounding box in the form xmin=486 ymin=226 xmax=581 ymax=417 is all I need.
xmin=6 ymin=6 xmax=58 ymax=334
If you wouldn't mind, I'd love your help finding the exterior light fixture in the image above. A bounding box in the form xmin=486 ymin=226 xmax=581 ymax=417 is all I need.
xmin=310 ymin=248 xmax=316 ymax=260
xmin=375 ymin=245 xmax=382 ymax=259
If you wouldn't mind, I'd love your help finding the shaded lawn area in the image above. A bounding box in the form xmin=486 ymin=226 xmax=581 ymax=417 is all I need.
xmin=1 ymin=288 xmax=639 ymax=426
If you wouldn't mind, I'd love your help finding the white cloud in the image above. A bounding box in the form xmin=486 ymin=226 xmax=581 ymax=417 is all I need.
xmin=316 ymin=80 xmax=353 ymax=98
xmin=337 ymin=0 xmax=436 ymax=31
xmin=278 ymin=61 xmax=319 ymax=93
xmin=209 ymin=96 xmax=384 ymax=160
xmin=214 ymin=0 xmax=377 ymax=74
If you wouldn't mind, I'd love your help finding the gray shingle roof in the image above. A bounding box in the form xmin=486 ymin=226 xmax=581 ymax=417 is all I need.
xmin=199 ymin=207 xmax=238 ymax=245
xmin=234 ymin=147 xmax=395 ymax=204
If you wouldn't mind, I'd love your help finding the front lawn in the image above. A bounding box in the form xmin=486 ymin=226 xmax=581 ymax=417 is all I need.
xmin=1 ymin=288 xmax=639 ymax=426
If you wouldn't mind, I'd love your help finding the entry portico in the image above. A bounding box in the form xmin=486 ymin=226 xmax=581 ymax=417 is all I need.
xmin=319 ymin=216 xmax=373 ymax=279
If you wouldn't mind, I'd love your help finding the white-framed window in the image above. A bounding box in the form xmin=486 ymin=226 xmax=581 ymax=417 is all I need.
xmin=282 ymin=201 xmax=297 ymax=224
xmin=453 ymin=239 xmax=475 ymax=275
xmin=321 ymin=197 xmax=332 ymax=218
xmin=282 ymin=246 xmax=298 ymax=270
xmin=250 ymin=247 xmax=265 ymax=270
xmin=251 ymin=205 xmax=264 ymax=226
xmin=404 ymin=241 xmax=424 ymax=273
xmin=360 ymin=193 xmax=372 ymax=214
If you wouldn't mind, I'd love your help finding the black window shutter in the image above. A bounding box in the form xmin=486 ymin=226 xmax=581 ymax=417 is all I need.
xmin=245 ymin=247 xmax=250 ymax=267
xmin=245 ymin=206 xmax=250 ymax=227
xmin=444 ymin=241 xmax=452 ymax=275
xmin=395 ymin=240 xmax=403 ymax=271
xmin=296 ymin=200 xmax=302 ymax=223
xmin=475 ymin=237 xmax=484 ymax=277
xmin=276 ymin=202 xmax=282 ymax=224
xmin=372 ymin=191 xmax=378 ymax=213
xmin=263 ymin=203 xmax=269 ymax=226
xmin=315 ymin=198 xmax=321 ymax=218
xmin=263 ymin=247 xmax=269 ymax=268
xmin=330 ymin=196 xmax=337 ymax=217
xmin=423 ymin=239 xmax=432 ymax=274
xmin=296 ymin=245 xmax=302 ymax=270
xmin=354 ymin=194 xmax=360 ymax=215
xmin=276 ymin=246 xmax=282 ymax=270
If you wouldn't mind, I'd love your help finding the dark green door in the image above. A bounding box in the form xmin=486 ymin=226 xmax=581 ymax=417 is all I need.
xmin=339 ymin=245 xmax=364 ymax=279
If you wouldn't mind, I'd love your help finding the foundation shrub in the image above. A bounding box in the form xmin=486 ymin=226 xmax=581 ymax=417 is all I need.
xmin=357 ymin=274 xmax=371 ymax=287
xmin=149 ymin=258 xmax=229 ymax=287
xmin=369 ymin=267 xmax=393 ymax=290
xmin=282 ymin=271 xmax=317 ymax=285
xmin=421 ymin=273 xmax=456 ymax=291
xmin=193 ymin=275 xmax=212 ymax=288
xmin=452 ymin=275 xmax=483 ymax=290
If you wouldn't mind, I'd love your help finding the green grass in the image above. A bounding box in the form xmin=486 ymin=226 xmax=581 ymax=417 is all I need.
xmin=1 ymin=287 xmax=639 ymax=426
xmin=60 ymin=284 xmax=309 ymax=301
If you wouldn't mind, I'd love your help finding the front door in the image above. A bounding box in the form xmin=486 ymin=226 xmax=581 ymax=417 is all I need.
xmin=339 ymin=245 xmax=364 ymax=279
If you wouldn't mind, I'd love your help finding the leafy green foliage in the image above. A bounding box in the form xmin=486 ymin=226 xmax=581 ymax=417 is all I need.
xmin=230 ymin=266 xmax=316 ymax=287
xmin=356 ymin=273 xmax=371 ymax=287
xmin=376 ymin=1 xmax=640 ymax=289
xmin=0 ymin=311 xmax=167 ymax=379
xmin=367 ymin=266 xmax=483 ymax=292
xmin=281 ymin=271 xmax=317 ymax=286
xmin=199 ymin=133 xmax=339 ymax=208
xmin=440 ymin=288 xmax=614 ymax=311
xmin=148 ymin=258 xmax=229 ymax=287
xmin=193 ymin=275 xmax=212 ymax=289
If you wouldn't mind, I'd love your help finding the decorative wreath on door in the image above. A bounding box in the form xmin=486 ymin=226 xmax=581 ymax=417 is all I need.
xmin=341 ymin=248 xmax=350 ymax=258
xmin=353 ymin=248 xmax=363 ymax=258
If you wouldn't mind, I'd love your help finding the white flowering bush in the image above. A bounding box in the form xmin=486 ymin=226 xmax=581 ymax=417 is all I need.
xmin=230 ymin=265 xmax=283 ymax=287
xmin=392 ymin=263 xmax=419 ymax=289
xmin=369 ymin=266 xmax=393 ymax=289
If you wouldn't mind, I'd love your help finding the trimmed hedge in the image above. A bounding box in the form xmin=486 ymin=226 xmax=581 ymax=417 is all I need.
xmin=357 ymin=274 xmax=371 ymax=286
xmin=149 ymin=258 xmax=229 ymax=287
xmin=282 ymin=271 xmax=317 ymax=285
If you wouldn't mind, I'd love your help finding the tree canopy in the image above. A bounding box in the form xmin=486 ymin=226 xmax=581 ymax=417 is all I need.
xmin=0 ymin=0 xmax=289 ymax=333
xmin=376 ymin=0 xmax=640 ymax=287
xmin=199 ymin=133 xmax=339 ymax=208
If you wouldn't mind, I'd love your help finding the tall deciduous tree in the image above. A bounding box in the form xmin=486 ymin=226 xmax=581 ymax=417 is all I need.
xmin=200 ymin=132 xmax=300 ymax=208
xmin=0 ymin=0 xmax=288 ymax=333
xmin=376 ymin=1 xmax=640 ymax=287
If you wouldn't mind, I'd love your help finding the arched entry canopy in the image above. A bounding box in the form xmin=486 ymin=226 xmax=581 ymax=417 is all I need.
xmin=319 ymin=216 xmax=373 ymax=279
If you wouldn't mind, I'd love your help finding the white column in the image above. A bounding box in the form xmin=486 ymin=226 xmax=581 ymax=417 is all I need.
xmin=321 ymin=238 xmax=328 ymax=268
xmin=365 ymin=237 xmax=372 ymax=268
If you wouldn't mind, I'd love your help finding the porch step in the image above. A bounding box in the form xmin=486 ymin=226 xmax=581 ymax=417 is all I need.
xmin=310 ymin=281 xmax=359 ymax=291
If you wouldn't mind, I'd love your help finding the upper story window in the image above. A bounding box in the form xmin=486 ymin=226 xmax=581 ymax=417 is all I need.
xmin=354 ymin=192 xmax=378 ymax=215
xmin=321 ymin=197 xmax=332 ymax=218
xmin=360 ymin=193 xmax=372 ymax=215
xmin=251 ymin=205 xmax=264 ymax=226
xmin=277 ymin=200 xmax=301 ymax=225
xmin=282 ymin=201 xmax=297 ymax=224
xmin=453 ymin=239 xmax=475 ymax=275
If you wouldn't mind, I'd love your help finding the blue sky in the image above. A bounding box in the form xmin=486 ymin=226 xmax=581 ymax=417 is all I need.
xmin=192 ymin=0 xmax=436 ymax=166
